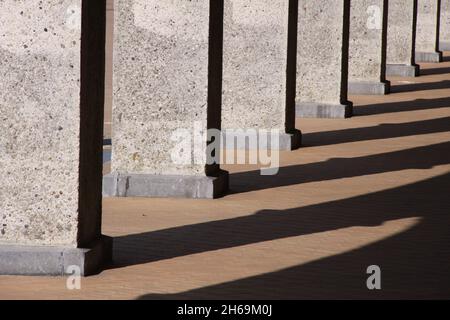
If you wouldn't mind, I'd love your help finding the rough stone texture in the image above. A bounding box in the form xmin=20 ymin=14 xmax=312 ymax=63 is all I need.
xmin=387 ymin=0 xmax=420 ymax=77
xmin=416 ymin=0 xmax=443 ymax=62
xmin=221 ymin=0 xmax=301 ymax=150
xmin=296 ymin=0 xmax=352 ymax=118
xmin=0 ymin=0 xmax=80 ymax=246
xmin=110 ymin=0 xmax=228 ymax=198
xmin=348 ymin=0 xmax=389 ymax=95
xmin=440 ymin=0 xmax=450 ymax=50
xmin=0 ymin=0 xmax=111 ymax=275
xmin=387 ymin=0 xmax=417 ymax=66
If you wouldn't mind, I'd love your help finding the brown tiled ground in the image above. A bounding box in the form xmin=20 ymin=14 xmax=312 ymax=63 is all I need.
xmin=0 ymin=3 xmax=449 ymax=297
xmin=1 ymin=54 xmax=449 ymax=300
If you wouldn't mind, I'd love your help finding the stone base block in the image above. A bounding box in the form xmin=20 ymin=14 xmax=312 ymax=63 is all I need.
xmin=223 ymin=129 xmax=302 ymax=151
xmin=348 ymin=81 xmax=390 ymax=95
xmin=386 ymin=64 xmax=420 ymax=77
xmin=440 ymin=41 xmax=450 ymax=51
xmin=296 ymin=102 xmax=353 ymax=119
xmin=415 ymin=51 xmax=443 ymax=63
xmin=0 ymin=236 xmax=113 ymax=276
xmin=103 ymin=170 xmax=229 ymax=199
xmin=280 ymin=130 xmax=302 ymax=150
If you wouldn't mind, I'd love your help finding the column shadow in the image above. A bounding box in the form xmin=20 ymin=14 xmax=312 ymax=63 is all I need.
xmin=108 ymin=142 xmax=450 ymax=270
xmin=390 ymin=80 xmax=450 ymax=93
xmin=354 ymin=97 xmax=450 ymax=116
xmin=228 ymin=141 xmax=449 ymax=194
xmin=302 ymin=116 xmax=450 ymax=147
xmin=137 ymin=171 xmax=450 ymax=299
xmin=420 ymin=67 xmax=450 ymax=76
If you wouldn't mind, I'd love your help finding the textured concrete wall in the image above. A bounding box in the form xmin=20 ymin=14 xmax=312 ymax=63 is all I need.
xmin=387 ymin=0 xmax=417 ymax=65
xmin=0 ymin=0 xmax=105 ymax=247
xmin=222 ymin=0 xmax=292 ymax=132
xmin=416 ymin=0 xmax=440 ymax=53
xmin=112 ymin=0 xmax=223 ymax=177
xmin=296 ymin=0 xmax=350 ymax=106
xmin=441 ymin=0 xmax=450 ymax=49
xmin=349 ymin=0 xmax=387 ymax=83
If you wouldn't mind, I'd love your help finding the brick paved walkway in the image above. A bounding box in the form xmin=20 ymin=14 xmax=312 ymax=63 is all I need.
xmin=1 ymin=32 xmax=449 ymax=299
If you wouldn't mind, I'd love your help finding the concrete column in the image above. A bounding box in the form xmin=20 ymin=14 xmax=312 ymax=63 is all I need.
xmin=348 ymin=0 xmax=390 ymax=95
xmin=221 ymin=0 xmax=301 ymax=150
xmin=416 ymin=0 xmax=443 ymax=62
xmin=296 ymin=0 xmax=353 ymax=119
xmin=387 ymin=0 xmax=420 ymax=77
xmin=104 ymin=0 xmax=114 ymax=143
xmin=440 ymin=0 xmax=450 ymax=50
xmin=0 ymin=0 xmax=111 ymax=276
xmin=104 ymin=0 xmax=229 ymax=199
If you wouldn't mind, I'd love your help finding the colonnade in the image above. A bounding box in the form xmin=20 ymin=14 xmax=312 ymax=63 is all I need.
xmin=0 ymin=0 xmax=448 ymax=275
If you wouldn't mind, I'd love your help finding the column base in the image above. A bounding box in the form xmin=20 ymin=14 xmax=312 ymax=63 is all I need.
xmin=296 ymin=101 xmax=353 ymax=119
xmin=0 ymin=236 xmax=113 ymax=276
xmin=222 ymin=129 xmax=302 ymax=151
xmin=280 ymin=130 xmax=302 ymax=150
xmin=386 ymin=64 xmax=420 ymax=77
xmin=103 ymin=170 xmax=229 ymax=199
xmin=415 ymin=51 xmax=443 ymax=63
xmin=348 ymin=80 xmax=390 ymax=95
xmin=440 ymin=41 xmax=450 ymax=51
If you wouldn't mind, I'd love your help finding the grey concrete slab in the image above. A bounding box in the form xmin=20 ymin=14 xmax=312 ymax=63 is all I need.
xmin=0 ymin=236 xmax=112 ymax=276
xmin=103 ymin=171 xmax=229 ymax=199
xmin=348 ymin=80 xmax=391 ymax=95
xmin=416 ymin=51 xmax=444 ymax=62
xmin=386 ymin=64 xmax=420 ymax=77
xmin=296 ymin=102 xmax=353 ymax=119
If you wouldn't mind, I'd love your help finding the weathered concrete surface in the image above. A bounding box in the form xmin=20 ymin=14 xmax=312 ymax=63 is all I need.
xmin=104 ymin=0 xmax=114 ymax=141
xmin=109 ymin=0 xmax=228 ymax=198
xmin=222 ymin=0 xmax=301 ymax=150
xmin=0 ymin=0 xmax=111 ymax=275
xmin=296 ymin=0 xmax=353 ymax=118
xmin=416 ymin=0 xmax=443 ymax=62
xmin=440 ymin=0 xmax=450 ymax=50
xmin=387 ymin=0 xmax=420 ymax=77
xmin=348 ymin=0 xmax=390 ymax=95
